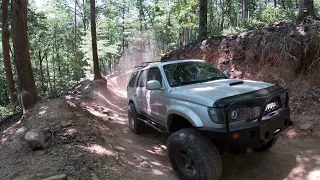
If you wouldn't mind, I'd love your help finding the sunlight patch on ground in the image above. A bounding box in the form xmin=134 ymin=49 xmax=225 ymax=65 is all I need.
xmin=38 ymin=106 xmax=48 ymax=116
xmin=1 ymin=121 xmax=24 ymax=144
xmin=64 ymin=128 xmax=77 ymax=136
xmin=308 ymin=170 xmax=320 ymax=180
xmin=146 ymin=145 xmax=166 ymax=156
xmin=285 ymin=150 xmax=320 ymax=180
xmin=150 ymin=161 xmax=163 ymax=166
xmin=94 ymin=92 xmax=125 ymax=111
xmin=152 ymin=169 xmax=164 ymax=175
xmin=286 ymin=129 xmax=298 ymax=138
xmin=79 ymin=144 xmax=115 ymax=156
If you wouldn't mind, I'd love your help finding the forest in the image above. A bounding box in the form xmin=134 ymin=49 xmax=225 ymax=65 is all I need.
xmin=0 ymin=0 xmax=319 ymax=117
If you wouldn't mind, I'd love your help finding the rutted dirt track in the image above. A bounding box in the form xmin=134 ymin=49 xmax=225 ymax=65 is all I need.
xmin=0 ymin=73 xmax=319 ymax=180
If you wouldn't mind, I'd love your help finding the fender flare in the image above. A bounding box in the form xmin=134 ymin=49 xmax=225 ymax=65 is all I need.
xmin=128 ymin=97 xmax=141 ymax=114
xmin=166 ymin=105 xmax=204 ymax=128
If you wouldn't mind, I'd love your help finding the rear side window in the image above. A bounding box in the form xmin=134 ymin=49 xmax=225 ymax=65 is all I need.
xmin=137 ymin=70 xmax=148 ymax=87
xmin=128 ymin=72 xmax=138 ymax=87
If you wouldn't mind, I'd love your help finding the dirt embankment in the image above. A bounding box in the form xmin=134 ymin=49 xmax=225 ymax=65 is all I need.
xmin=161 ymin=17 xmax=320 ymax=86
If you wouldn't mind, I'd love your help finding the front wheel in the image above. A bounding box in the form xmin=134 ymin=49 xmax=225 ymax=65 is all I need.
xmin=167 ymin=128 xmax=223 ymax=180
xmin=128 ymin=103 xmax=145 ymax=134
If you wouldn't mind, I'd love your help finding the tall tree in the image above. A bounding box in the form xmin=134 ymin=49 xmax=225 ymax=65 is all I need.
xmin=74 ymin=0 xmax=77 ymax=46
xmin=242 ymin=0 xmax=247 ymax=24
xmin=138 ymin=0 xmax=143 ymax=31
xmin=2 ymin=0 xmax=17 ymax=103
xmin=12 ymin=0 xmax=38 ymax=112
xmin=90 ymin=0 xmax=102 ymax=79
xmin=297 ymin=0 xmax=317 ymax=20
xmin=198 ymin=0 xmax=208 ymax=40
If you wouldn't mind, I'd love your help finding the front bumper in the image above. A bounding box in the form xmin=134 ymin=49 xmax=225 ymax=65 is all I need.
xmin=199 ymin=86 xmax=291 ymax=150
xmin=199 ymin=107 xmax=291 ymax=149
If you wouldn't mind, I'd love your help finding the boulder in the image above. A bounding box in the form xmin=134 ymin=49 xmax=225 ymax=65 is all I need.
xmin=60 ymin=120 xmax=72 ymax=127
xmin=24 ymin=129 xmax=45 ymax=150
xmin=300 ymin=123 xmax=312 ymax=130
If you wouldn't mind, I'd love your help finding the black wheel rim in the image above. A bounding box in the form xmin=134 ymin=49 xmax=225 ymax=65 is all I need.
xmin=175 ymin=149 xmax=197 ymax=178
xmin=128 ymin=107 xmax=134 ymax=129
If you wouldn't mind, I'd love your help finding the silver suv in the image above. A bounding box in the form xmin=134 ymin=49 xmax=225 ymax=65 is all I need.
xmin=127 ymin=60 xmax=291 ymax=180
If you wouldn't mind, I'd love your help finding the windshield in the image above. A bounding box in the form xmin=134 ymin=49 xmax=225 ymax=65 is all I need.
xmin=163 ymin=61 xmax=227 ymax=87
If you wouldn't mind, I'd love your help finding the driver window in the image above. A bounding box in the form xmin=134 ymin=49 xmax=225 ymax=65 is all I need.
xmin=147 ymin=67 xmax=163 ymax=87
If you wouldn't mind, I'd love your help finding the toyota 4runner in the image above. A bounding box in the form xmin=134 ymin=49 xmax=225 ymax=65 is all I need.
xmin=127 ymin=59 xmax=291 ymax=180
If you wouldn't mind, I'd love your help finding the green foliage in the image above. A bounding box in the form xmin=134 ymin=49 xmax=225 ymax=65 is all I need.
xmin=0 ymin=104 xmax=19 ymax=117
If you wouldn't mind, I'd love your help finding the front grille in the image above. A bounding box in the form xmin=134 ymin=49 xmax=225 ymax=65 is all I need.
xmin=264 ymin=96 xmax=281 ymax=114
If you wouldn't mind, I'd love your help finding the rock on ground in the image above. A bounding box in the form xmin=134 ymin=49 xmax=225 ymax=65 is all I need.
xmin=24 ymin=129 xmax=45 ymax=150
xmin=300 ymin=123 xmax=312 ymax=130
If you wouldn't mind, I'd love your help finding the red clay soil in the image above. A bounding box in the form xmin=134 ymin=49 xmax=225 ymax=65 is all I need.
xmin=0 ymin=73 xmax=319 ymax=180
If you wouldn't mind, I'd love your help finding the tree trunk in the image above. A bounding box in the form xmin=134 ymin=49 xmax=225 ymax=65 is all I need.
xmin=138 ymin=0 xmax=143 ymax=31
xmin=198 ymin=0 xmax=208 ymax=40
xmin=2 ymin=0 xmax=17 ymax=103
xmin=45 ymin=54 xmax=51 ymax=92
xmin=38 ymin=49 xmax=44 ymax=92
xmin=122 ymin=0 xmax=125 ymax=52
xmin=297 ymin=0 xmax=317 ymax=20
xmin=74 ymin=0 xmax=77 ymax=46
xmin=83 ymin=0 xmax=86 ymax=32
xmin=90 ymin=0 xmax=102 ymax=80
xmin=242 ymin=0 xmax=247 ymax=24
xmin=12 ymin=0 xmax=37 ymax=112
xmin=183 ymin=27 xmax=187 ymax=46
xmin=209 ymin=0 xmax=214 ymax=33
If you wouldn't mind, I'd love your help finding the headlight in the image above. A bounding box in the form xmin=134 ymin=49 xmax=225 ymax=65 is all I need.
xmin=229 ymin=106 xmax=262 ymax=122
xmin=229 ymin=107 xmax=249 ymax=122
xmin=209 ymin=106 xmax=263 ymax=124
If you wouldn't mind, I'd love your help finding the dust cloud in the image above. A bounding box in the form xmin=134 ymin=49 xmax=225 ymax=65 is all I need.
xmin=113 ymin=31 xmax=161 ymax=90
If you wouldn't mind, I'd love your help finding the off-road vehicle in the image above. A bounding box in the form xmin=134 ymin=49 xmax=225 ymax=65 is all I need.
xmin=126 ymin=60 xmax=291 ymax=180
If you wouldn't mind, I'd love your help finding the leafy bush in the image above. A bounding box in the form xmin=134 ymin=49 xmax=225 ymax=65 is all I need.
xmin=0 ymin=104 xmax=20 ymax=117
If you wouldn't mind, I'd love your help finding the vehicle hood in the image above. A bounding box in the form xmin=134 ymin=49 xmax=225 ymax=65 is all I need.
xmin=171 ymin=79 xmax=274 ymax=106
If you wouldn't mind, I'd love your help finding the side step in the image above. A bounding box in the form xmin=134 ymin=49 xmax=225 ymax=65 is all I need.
xmin=138 ymin=117 xmax=169 ymax=133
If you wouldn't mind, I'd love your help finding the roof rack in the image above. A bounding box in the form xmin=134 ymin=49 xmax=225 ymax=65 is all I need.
xmin=133 ymin=65 xmax=146 ymax=68
xmin=141 ymin=61 xmax=161 ymax=65
xmin=134 ymin=61 xmax=161 ymax=69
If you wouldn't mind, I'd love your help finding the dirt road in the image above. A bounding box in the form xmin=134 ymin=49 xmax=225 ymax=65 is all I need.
xmin=70 ymin=75 xmax=320 ymax=180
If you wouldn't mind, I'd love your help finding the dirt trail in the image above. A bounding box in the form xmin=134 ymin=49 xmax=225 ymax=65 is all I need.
xmin=0 ymin=73 xmax=319 ymax=180
xmin=67 ymin=73 xmax=320 ymax=180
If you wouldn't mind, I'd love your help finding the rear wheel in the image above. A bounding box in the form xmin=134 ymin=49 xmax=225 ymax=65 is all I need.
xmin=128 ymin=103 xmax=144 ymax=134
xmin=167 ymin=128 xmax=223 ymax=180
xmin=254 ymin=137 xmax=278 ymax=152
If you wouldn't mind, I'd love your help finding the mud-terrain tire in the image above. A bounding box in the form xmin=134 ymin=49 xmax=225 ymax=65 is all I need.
xmin=254 ymin=137 xmax=278 ymax=152
xmin=128 ymin=103 xmax=144 ymax=134
xmin=167 ymin=128 xmax=223 ymax=180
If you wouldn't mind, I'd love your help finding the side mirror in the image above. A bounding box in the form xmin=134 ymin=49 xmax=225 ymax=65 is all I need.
xmin=147 ymin=80 xmax=161 ymax=90
xmin=223 ymin=71 xmax=230 ymax=78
